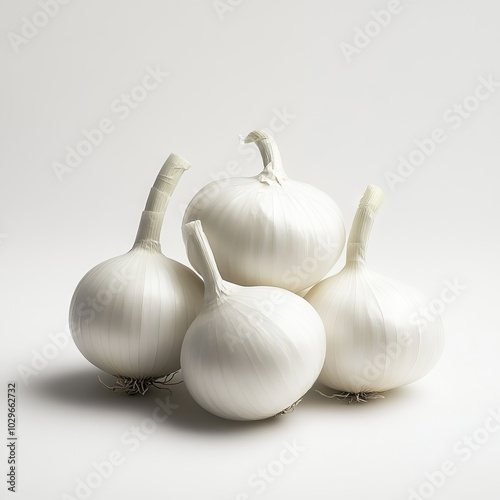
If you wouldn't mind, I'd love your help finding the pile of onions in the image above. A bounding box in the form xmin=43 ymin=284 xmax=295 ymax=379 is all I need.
xmin=69 ymin=132 xmax=444 ymax=416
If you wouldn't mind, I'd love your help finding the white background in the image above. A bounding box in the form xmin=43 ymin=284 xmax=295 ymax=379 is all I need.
xmin=1 ymin=1 xmax=499 ymax=499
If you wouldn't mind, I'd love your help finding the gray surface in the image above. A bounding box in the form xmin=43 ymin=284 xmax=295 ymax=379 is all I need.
xmin=1 ymin=1 xmax=499 ymax=499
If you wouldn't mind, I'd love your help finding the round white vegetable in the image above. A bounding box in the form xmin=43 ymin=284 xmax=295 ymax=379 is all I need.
xmin=69 ymin=154 xmax=204 ymax=395
xmin=182 ymin=129 xmax=345 ymax=293
xmin=180 ymin=220 xmax=326 ymax=420
xmin=305 ymin=185 xmax=444 ymax=400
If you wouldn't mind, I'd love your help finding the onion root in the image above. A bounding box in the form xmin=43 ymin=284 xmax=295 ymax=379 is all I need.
xmin=316 ymin=389 xmax=385 ymax=404
xmin=98 ymin=370 xmax=182 ymax=396
xmin=274 ymin=398 xmax=303 ymax=417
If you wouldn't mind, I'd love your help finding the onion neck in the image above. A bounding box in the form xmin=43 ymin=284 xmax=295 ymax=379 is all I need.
xmin=183 ymin=220 xmax=229 ymax=301
xmin=243 ymin=129 xmax=288 ymax=185
xmin=346 ymin=185 xmax=384 ymax=264
xmin=133 ymin=153 xmax=190 ymax=251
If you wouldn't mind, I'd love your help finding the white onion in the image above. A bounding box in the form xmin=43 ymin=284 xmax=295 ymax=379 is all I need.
xmin=305 ymin=185 xmax=444 ymax=400
xmin=182 ymin=129 xmax=345 ymax=293
xmin=180 ymin=220 xmax=326 ymax=420
xmin=69 ymin=154 xmax=204 ymax=394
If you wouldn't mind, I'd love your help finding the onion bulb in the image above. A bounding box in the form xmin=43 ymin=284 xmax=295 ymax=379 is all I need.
xmin=182 ymin=129 xmax=345 ymax=293
xmin=69 ymin=154 xmax=204 ymax=395
xmin=180 ymin=220 xmax=326 ymax=420
xmin=305 ymin=185 xmax=444 ymax=401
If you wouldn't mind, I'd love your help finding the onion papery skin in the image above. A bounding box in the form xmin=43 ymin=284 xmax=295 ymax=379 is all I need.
xmin=306 ymin=263 xmax=444 ymax=394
